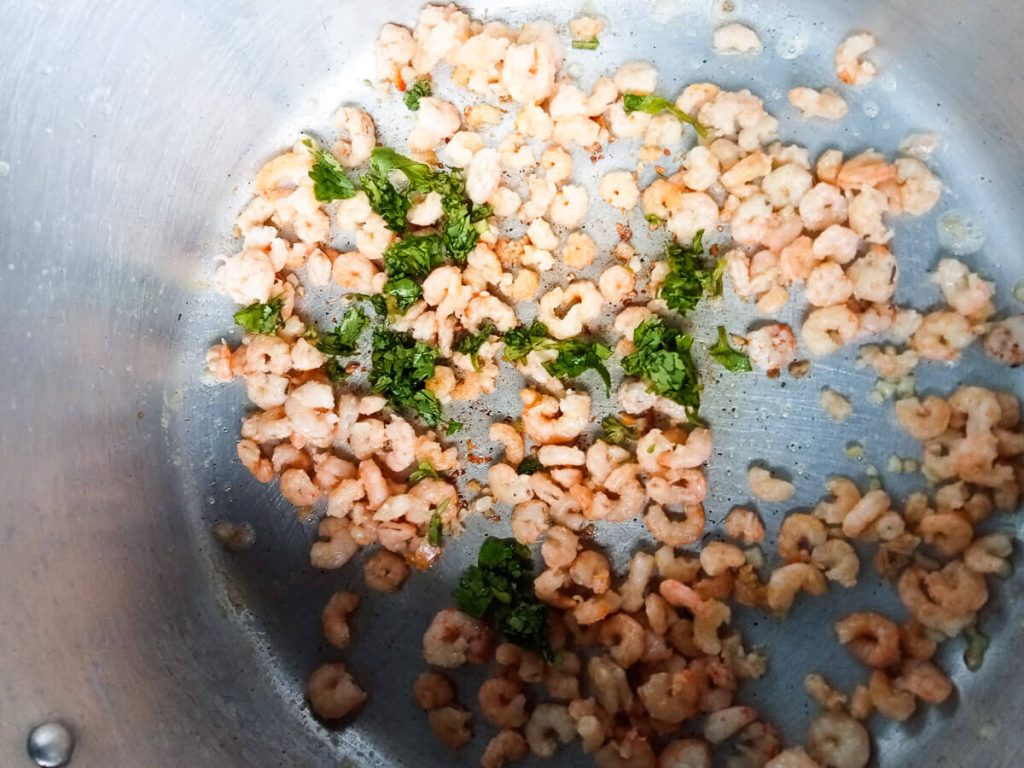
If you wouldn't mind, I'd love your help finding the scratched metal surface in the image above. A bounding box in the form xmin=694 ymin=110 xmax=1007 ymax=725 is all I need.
xmin=1 ymin=0 xmax=1022 ymax=766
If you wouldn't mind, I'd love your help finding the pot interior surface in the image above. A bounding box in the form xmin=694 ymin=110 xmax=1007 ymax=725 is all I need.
xmin=1 ymin=0 xmax=1022 ymax=766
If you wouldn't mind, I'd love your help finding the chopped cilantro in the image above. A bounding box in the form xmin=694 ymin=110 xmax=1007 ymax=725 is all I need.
xmin=454 ymin=323 xmax=497 ymax=370
xmin=623 ymin=92 xmax=708 ymax=138
xmin=601 ymin=415 xmax=637 ymax=445
xmin=572 ymin=38 xmax=600 ymax=50
xmin=348 ymin=292 xmax=389 ymax=317
xmin=311 ymin=306 xmax=368 ymax=356
xmin=659 ymin=230 xmax=724 ymax=315
xmin=409 ymin=461 xmax=440 ymax=484
xmin=382 ymin=278 xmax=423 ymax=313
xmin=428 ymin=499 xmax=449 ymax=547
xmin=516 ymin=455 xmax=542 ymax=475
xmin=303 ymin=139 xmax=357 ymax=202
xmin=324 ymin=356 xmax=349 ymax=382
xmin=368 ymin=328 xmax=445 ymax=427
xmin=502 ymin=321 xmax=551 ymax=363
xmin=543 ymin=339 xmax=613 ymax=393
xmin=645 ymin=213 xmax=665 ymax=229
xmin=403 ymin=79 xmax=432 ymax=111
xmin=233 ymin=297 xmax=284 ymax=335
xmin=455 ymin=537 xmax=551 ymax=658
xmin=445 ymin=420 xmax=463 ymax=436
xmin=708 ymin=326 xmax=752 ymax=372
xmin=362 ymin=147 xmax=436 ymax=232
xmin=622 ymin=316 xmax=701 ymax=420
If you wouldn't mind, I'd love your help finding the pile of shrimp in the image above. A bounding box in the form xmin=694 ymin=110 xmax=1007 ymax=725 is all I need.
xmin=203 ymin=3 xmax=1024 ymax=766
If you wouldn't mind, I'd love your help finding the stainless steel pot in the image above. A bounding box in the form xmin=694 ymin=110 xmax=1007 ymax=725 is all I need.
xmin=2 ymin=0 xmax=1021 ymax=765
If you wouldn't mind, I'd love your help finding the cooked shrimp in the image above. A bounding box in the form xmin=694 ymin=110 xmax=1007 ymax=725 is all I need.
xmin=521 ymin=389 xmax=591 ymax=444
xmin=600 ymin=171 xmax=640 ymax=210
xmin=428 ymin=706 xmax=473 ymax=750
xmin=897 ymin=565 xmax=976 ymax=637
xmin=895 ymin=157 xmax=942 ymax=216
xmin=911 ymin=310 xmax=976 ymax=361
xmin=725 ymin=507 xmax=765 ymax=543
xmin=834 ymin=612 xmax=900 ymax=668
xmin=645 ymin=504 xmax=706 ymax=547
xmin=983 ymin=315 xmax=1024 ymax=366
xmin=599 ymin=265 xmax=635 ymax=304
xmin=363 ymin=549 xmax=410 ymax=592
xmin=789 ymin=87 xmax=848 ymax=121
xmin=895 ymin=659 xmax=953 ymax=704
xmin=835 ymin=33 xmax=878 ymax=85
xmin=748 ymin=466 xmax=795 ymax=502
xmin=307 ymin=662 xmax=367 ymax=721
xmin=811 ymin=540 xmax=860 ymax=588
xmin=479 ymin=677 xmax=529 ymax=729
xmin=704 ymin=706 xmax=758 ymax=744
xmin=422 ymin=608 xmax=494 ymax=668
xmin=562 ymin=232 xmax=597 ymax=269
xmin=413 ymin=671 xmax=455 ymax=711
xmin=331 ymin=106 xmax=376 ymax=168
xmin=524 ymin=703 xmax=576 ymax=757
xmin=713 ymin=23 xmax=763 ymax=55
xmin=599 ymin=613 xmax=646 ymax=668
xmin=638 ymin=670 xmax=700 ymax=724
xmin=746 ymin=323 xmax=797 ymax=371
xmin=802 ymin=304 xmax=860 ymax=356
xmin=310 ymin=517 xmax=360 ymax=570
xmin=799 ymin=183 xmax=848 ymax=232
xmin=667 ymin=192 xmax=720 ymax=244
xmin=766 ymin=563 xmax=828 ymax=613
xmin=482 ymin=730 xmax=530 ymax=768
xmin=964 ymin=533 xmax=1013 ymax=576
xmin=536 ymin=281 xmax=603 ymax=339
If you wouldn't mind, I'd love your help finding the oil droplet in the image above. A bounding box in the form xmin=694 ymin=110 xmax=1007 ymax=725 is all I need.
xmin=862 ymin=100 xmax=879 ymax=119
xmin=775 ymin=32 xmax=807 ymax=60
xmin=0 ymin=161 xmax=10 ymax=177
xmin=937 ymin=210 xmax=985 ymax=255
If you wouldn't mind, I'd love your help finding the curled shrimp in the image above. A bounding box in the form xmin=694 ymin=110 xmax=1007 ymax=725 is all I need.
xmin=766 ymin=564 xmax=827 ymax=614
xmin=807 ymin=711 xmax=870 ymax=768
xmin=835 ymin=33 xmax=878 ymax=85
xmin=422 ymin=608 xmax=494 ymax=668
xmin=834 ymin=612 xmax=900 ymax=668
xmin=521 ymin=388 xmax=591 ymax=445
xmin=307 ymin=663 xmax=367 ymax=721
xmin=332 ymin=106 xmax=376 ymax=168
xmin=645 ymin=504 xmax=706 ymax=547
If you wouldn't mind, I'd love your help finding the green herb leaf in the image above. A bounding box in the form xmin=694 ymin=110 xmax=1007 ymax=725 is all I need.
xmin=964 ymin=624 xmax=990 ymax=672
xmin=303 ymin=140 xmax=358 ymax=202
xmin=516 ymin=455 xmax=542 ymax=475
xmin=470 ymin=203 xmax=493 ymax=222
xmin=369 ymin=328 xmax=445 ymax=427
xmin=544 ymin=340 xmax=614 ymax=393
xmin=313 ymin=306 xmax=368 ymax=356
xmin=348 ymin=292 xmax=389 ymax=317
xmin=622 ymin=92 xmax=708 ymax=138
xmin=427 ymin=498 xmax=449 ymax=547
xmin=502 ymin=321 xmax=552 ymax=363
xmin=445 ymin=420 xmax=463 ymax=436
xmin=659 ymin=230 xmax=725 ymax=315
xmin=363 ymin=147 xmax=437 ymax=233
xmin=433 ymin=170 xmax=480 ymax=264
xmin=325 ymin=357 xmax=350 ymax=382
xmin=383 ymin=277 xmax=423 ymax=312
xmin=371 ymin=147 xmax=437 ymax=190
xmin=572 ymin=38 xmax=599 ymax=50
xmin=622 ymin=316 xmax=702 ymax=420
xmin=233 ymin=297 xmax=284 ymax=335
xmin=383 ymin=234 xmax=446 ymax=281
xmin=409 ymin=461 xmax=440 ymax=484
xmin=708 ymin=326 xmax=752 ymax=372
xmin=455 ymin=537 xmax=551 ymax=658
xmin=601 ymin=415 xmax=637 ymax=445
xmin=403 ymin=79 xmax=432 ymax=111
xmin=645 ymin=213 xmax=665 ymax=229
xmin=454 ymin=323 xmax=497 ymax=370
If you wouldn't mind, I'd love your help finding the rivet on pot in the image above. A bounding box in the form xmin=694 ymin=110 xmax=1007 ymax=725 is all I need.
xmin=27 ymin=721 xmax=74 ymax=767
